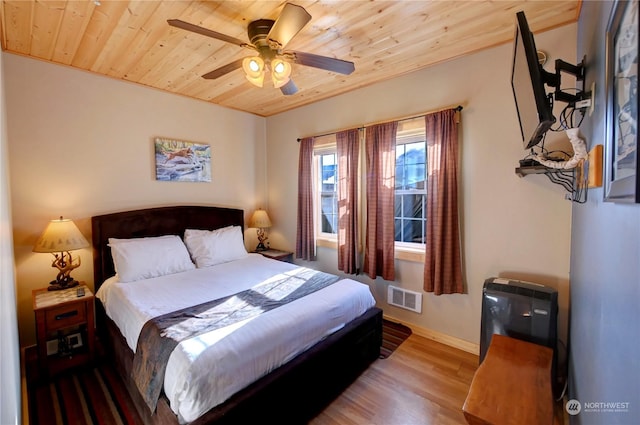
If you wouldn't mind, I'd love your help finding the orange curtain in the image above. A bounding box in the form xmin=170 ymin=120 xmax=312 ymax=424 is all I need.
xmin=363 ymin=122 xmax=398 ymax=280
xmin=336 ymin=129 xmax=360 ymax=274
xmin=296 ymin=137 xmax=316 ymax=261
xmin=423 ymin=109 xmax=463 ymax=294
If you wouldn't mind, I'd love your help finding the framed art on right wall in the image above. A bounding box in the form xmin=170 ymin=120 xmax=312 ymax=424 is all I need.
xmin=604 ymin=0 xmax=639 ymax=203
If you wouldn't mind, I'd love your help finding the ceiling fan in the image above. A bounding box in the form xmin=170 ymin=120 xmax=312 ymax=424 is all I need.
xmin=168 ymin=3 xmax=355 ymax=95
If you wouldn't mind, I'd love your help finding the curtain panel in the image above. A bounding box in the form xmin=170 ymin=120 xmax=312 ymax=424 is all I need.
xmin=296 ymin=137 xmax=316 ymax=261
xmin=336 ymin=129 xmax=360 ymax=274
xmin=423 ymin=109 xmax=463 ymax=294
xmin=363 ymin=122 xmax=398 ymax=280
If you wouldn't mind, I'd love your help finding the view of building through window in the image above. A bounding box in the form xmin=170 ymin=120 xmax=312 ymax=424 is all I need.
xmin=395 ymin=141 xmax=427 ymax=243
xmin=319 ymin=153 xmax=338 ymax=234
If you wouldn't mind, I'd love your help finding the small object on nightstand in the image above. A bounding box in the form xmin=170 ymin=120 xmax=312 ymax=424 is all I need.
xmin=33 ymin=284 xmax=95 ymax=376
xmin=32 ymin=217 xmax=90 ymax=291
xmin=250 ymin=209 xmax=272 ymax=251
xmin=254 ymin=248 xmax=294 ymax=263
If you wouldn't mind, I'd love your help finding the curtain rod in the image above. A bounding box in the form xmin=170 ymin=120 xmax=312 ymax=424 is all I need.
xmin=297 ymin=105 xmax=463 ymax=142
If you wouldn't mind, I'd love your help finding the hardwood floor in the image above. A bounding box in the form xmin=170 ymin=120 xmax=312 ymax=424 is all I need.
xmin=310 ymin=333 xmax=479 ymax=425
xmin=23 ymin=332 xmax=567 ymax=425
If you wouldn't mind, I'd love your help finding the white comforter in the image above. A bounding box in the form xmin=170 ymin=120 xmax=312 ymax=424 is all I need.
xmin=96 ymin=254 xmax=376 ymax=423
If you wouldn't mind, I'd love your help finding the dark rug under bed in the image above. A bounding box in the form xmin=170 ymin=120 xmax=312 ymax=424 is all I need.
xmin=380 ymin=319 xmax=413 ymax=359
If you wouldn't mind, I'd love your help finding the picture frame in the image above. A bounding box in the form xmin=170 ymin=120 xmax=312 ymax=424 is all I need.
xmin=154 ymin=137 xmax=211 ymax=182
xmin=604 ymin=0 xmax=639 ymax=203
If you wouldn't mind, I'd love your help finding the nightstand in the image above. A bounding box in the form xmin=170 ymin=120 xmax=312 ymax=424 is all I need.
xmin=32 ymin=284 xmax=95 ymax=376
xmin=255 ymin=248 xmax=294 ymax=263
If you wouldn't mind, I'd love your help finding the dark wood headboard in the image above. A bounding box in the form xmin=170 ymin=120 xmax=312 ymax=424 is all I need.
xmin=91 ymin=205 xmax=244 ymax=290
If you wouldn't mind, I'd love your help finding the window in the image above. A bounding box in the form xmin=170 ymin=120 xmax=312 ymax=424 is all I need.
xmin=395 ymin=141 xmax=427 ymax=244
xmin=313 ymin=125 xmax=427 ymax=246
xmin=318 ymin=152 xmax=338 ymax=235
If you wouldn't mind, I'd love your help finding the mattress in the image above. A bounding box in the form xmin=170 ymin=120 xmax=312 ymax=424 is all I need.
xmin=96 ymin=253 xmax=376 ymax=423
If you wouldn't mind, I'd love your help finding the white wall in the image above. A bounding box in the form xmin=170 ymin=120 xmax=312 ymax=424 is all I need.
xmin=0 ymin=50 xmax=21 ymax=425
xmin=5 ymin=54 xmax=267 ymax=346
xmin=266 ymin=23 xmax=577 ymax=347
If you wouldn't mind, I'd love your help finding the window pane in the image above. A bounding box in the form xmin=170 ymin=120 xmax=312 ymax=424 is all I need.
xmin=405 ymin=219 xmax=425 ymax=244
xmin=402 ymin=194 xmax=423 ymax=218
xmin=321 ymin=193 xmax=337 ymax=233
xmin=322 ymin=214 xmax=335 ymax=233
xmin=318 ymin=153 xmax=338 ymax=235
xmin=403 ymin=142 xmax=425 ymax=164
xmin=321 ymin=154 xmax=336 ymax=193
xmin=405 ymin=164 xmax=425 ymax=189
xmin=395 ymin=139 xmax=426 ymax=244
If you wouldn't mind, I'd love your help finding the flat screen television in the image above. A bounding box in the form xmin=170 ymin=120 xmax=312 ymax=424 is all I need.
xmin=511 ymin=11 xmax=556 ymax=149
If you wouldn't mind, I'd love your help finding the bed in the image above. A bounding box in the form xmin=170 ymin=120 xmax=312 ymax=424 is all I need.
xmin=91 ymin=205 xmax=382 ymax=425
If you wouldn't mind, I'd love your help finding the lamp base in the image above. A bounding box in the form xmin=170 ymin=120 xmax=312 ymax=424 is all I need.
xmin=48 ymin=278 xmax=79 ymax=291
xmin=255 ymin=242 xmax=268 ymax=252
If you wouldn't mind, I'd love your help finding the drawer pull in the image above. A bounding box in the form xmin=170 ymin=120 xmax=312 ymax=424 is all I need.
xmin=55 ymin=310 xmax=78 ymax=320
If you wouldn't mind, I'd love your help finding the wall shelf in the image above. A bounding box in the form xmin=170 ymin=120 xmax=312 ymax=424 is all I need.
xmin=515 ymin=165 xmax=586 ymax=203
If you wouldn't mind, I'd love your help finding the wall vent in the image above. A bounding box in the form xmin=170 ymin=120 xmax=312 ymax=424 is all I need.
xmin=387 ymin=285 xmax=422 ymax=313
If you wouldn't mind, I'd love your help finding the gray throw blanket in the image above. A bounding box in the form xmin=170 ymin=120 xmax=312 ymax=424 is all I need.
xmin=132 ymin=267 xmax=340 ymax=412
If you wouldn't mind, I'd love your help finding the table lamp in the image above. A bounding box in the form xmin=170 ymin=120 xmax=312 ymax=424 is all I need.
xmin=250 ymin=209 xmax=272 ymax=251
xmin=33 ymin=216 xmax=90 ymax=291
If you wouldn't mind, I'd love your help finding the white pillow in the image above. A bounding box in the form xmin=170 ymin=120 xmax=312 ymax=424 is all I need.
xmin=108 ymin=235 xmax=195 ymax=282
xmin=184 ymin=226 xmax=247 ymax=268
xmin=182 ymin=226 xmax=233 ymax=238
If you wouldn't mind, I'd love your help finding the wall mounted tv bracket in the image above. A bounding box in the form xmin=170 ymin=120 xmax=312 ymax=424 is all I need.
xmin=516 ymin=56 xmax=591 ymax=203
xmin=542 ymin=55 xmax=592 ymax=109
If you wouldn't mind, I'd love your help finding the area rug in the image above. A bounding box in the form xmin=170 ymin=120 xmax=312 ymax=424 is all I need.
xmin=380 ymin=319 xmax=412 ymax=358
xmin=28 ymin=363 xmax=142 ymax=425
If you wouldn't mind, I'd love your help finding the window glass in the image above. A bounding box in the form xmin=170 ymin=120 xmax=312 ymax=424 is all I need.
xmin=318 ymin=153 xmax=338 ymax=235
xmin=395 ymin=140 xmax=427 ymax=244
xmin=311 ymin=122 xmax=428 ymax=249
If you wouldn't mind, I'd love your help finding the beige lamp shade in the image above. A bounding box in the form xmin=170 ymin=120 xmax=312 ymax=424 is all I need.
xmin=33 ymin=217 xmax=90 ymax=253
xmin=250 ymin=210 xmax=272 ymax=229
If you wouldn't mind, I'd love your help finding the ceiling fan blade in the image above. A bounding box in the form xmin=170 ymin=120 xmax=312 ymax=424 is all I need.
xmin=201 ymin=58 xmax=244 ymax=79
xmin=289 ymin=51 xmax=355 ymax=75
xmin=168 ymin=19 xmax=252 ymax=49
xmin=280 ymin=79 xmax=298 ymax=95
xmin=267 ymin=3 xmax=311 ymax=49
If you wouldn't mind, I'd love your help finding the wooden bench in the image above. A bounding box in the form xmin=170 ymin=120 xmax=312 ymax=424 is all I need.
xmin=462 ymin=334 xmax=554 ymax=425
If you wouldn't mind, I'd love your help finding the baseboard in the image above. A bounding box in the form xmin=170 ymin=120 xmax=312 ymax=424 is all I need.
xmin=383 ymin=314 xmax=479 ymax=356
xmin=20 ymin=346 xmax=32 ymax=425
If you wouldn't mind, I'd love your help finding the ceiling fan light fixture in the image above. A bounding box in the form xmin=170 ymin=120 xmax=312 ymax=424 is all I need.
xmin=271 ymin=58 xmax=292 ymax=88
xmin=243 ymin=56 xmax=265 ymax=87
xmin=170 ymin=3 xmax=355 ymax=96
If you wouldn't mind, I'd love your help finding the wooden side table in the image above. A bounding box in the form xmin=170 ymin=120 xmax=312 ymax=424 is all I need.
xmin=463 ymin=334 xmax=554 ymax=425
xmin=254 ymin=248 xmax=294 ymax=263
xmin=32 ymin=284 xmax=95 ymax=376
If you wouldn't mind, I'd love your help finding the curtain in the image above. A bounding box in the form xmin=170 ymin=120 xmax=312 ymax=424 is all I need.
xmin=363 ymin=122 xmax=398 ymax=280
xmin=336 ymin=129 xmax=360 ymax=274
xmin=296 ymin=137 xmax=316 ymax=260
xmin=423 ymin=109 xmax=463 ymax=294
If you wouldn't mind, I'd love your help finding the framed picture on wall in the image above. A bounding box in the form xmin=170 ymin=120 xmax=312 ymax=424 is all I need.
xmin=604 ymin=0 xmax=639 ymax=203
xmin=154 ymin=138 xmax=212 ymax=182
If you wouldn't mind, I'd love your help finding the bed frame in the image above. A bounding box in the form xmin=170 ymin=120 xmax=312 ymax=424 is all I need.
xmin=92 ymin=205 xmax=382 ymax=425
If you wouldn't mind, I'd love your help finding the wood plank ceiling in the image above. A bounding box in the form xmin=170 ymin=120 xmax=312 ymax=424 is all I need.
xmin=0 ymin=1 xmax=581 ymax=117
